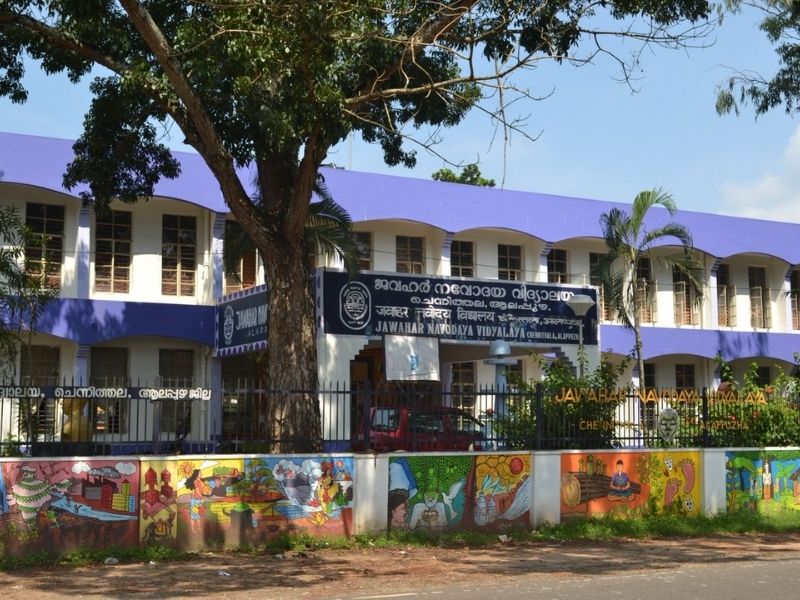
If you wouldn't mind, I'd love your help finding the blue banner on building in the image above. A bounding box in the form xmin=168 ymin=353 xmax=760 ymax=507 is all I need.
xmin=320 ymin=270 xmax=598 ymax=345
xmin=215 ymin=285 xmax=268 ymax=356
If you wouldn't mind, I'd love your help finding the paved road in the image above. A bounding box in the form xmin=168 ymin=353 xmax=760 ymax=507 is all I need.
xmin=339 ymin=557 xmax=800 ymax=600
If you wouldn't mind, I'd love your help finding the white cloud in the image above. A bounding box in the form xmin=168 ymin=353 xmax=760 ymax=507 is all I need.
xmin=720 ymin=125 xmax=800 ymax=223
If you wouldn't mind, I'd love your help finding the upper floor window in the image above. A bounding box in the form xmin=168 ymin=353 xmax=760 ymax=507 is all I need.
xmin=748 ymin=266 xmax=771 ymax=329
xmin=589 ymin=252 xmax=612 ymax=321
xmin=396 ymin=236 xmax=424 ymax=274
xmin=547 ymin=248 xmax=569 ymax=283
xmin=673 ymin=266 xmax=698 ymax=326
xmin=159 ymin=349 xmax=194 ymax=434
xmin=224 ymin=221 xmax=257 ymax=294
xmin=717 ymin=263 xmax=736 ymax=327
xmin=451 ymin=240 xmax=474 ymax=277
xmin=498 ymin=244 xmax=521 ymax=280
xmin=25 ymin=202 xmax=64 ymax=289
xmin=791 ymin=269 xmax=799 ymax=331
xmin=635 ymin=257 xmax=656 ymax=323
xmin=355 ymin=232 xmax=373 ymax=271
xmin=95 ymin=210 xmax=132 ymax=293
xmin=162 ymin=215 xmax=196 ymax=296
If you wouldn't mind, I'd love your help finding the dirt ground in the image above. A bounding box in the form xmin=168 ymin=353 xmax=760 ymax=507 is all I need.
xmin=2 ymin=533 xmax=799 ymax=599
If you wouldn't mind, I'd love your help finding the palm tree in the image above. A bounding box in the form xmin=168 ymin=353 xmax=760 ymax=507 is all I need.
xmin=224 ymin=172 xmax=360 ymax=288
xmin=593 ymin=189 xmax=704 ymax=388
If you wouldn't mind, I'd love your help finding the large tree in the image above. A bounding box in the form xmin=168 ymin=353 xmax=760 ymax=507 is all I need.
xmin=716 ymin=1 xmax=800 ymax=117
xmin=593 ymin=189 xmax=705 ymax=387
xmin=1 ymin=1 xmax=712 ymax=450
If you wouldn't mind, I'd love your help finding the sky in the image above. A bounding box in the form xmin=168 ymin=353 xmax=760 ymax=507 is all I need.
xmin=0 ymin=6 xmax=798 ymax=223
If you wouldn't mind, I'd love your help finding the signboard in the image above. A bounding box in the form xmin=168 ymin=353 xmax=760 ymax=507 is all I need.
xmin=321 ymin=270 xmax=598 ymax=345
xmin=215 ymin=285 xmax=268 ymax=356
xmin=384 ymin=335 xmax=440 ymax=381
xmin=0 ymin=386 xmax=212 ymax=401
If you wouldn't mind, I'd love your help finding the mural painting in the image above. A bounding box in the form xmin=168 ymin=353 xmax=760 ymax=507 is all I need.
xmin=560 ymin=451 xmax=701 ymax=518
xmin=152 ymin=456 xmax=354 ymax=549
xmin=0 ymin=459 xmax=139 ymax=554
xmin=726 ymin=450 xmax=800 ymax=514
xmin=388 ymin=454 xmax=530 ymax=531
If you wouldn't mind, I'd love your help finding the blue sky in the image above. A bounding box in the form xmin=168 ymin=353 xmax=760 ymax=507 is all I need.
xmin=1 ymin=6 xmax=797 ymax=223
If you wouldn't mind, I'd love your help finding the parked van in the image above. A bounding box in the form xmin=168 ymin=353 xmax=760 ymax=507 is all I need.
xmin=355 ymin=406 xmax=486 ymax=452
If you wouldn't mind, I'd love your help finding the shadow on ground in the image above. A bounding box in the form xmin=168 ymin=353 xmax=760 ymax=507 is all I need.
xmin=2 ymin=534 xmax=798 ymax=600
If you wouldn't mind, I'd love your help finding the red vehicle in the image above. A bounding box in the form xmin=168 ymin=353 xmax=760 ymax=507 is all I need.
xmin=355 ymin=406 xmax=486 ymax=452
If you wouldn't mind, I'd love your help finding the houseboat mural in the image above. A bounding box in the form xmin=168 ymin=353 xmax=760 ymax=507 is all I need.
xmin=0 ymin=459 xmax=139 ymax=553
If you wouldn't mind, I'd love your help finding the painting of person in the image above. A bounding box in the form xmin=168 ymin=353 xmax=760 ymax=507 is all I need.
xmin=762 ymin=462 xmax=772 ymax=501
xmin=608 ymin=459 xmax=635 ymax=503
xmin=388 ymin=488 xmax=409 ymax=530
xmin=185 ymin=469 xmax=206 ymax=528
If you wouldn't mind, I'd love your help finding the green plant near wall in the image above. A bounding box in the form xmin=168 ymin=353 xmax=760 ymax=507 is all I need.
xmin=703 ymin=358 xmax=800 ymax=448
xmin=495 ymin=353 xmax=630 ymax=450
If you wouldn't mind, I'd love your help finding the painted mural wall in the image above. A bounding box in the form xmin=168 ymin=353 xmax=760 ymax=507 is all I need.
xmin=140 ymin=456 xmax=354 ymax=549
xmin=725 ymin=450 xmax=800 ymax=513
xmin=388 ymin=454 xmax=530 ymax=531
xmin=0 ymin=459 xmax=139 ymax=554
xmin=560 ymin=451 xmax=701 ymax=518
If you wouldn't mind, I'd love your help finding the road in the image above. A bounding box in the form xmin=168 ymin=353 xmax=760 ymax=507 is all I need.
xmin=338 ymin=558 xmax=800 ymax=600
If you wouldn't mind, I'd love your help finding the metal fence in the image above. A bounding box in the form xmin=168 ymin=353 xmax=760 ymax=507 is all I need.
xmin=0 ymin=381 xmax=797 ymax=456
xmin=0 ymin=383 xmax=212 ymax=457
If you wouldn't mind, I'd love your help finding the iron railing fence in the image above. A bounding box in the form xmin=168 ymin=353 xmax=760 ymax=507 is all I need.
xmin=0 ymin=379 xmax=212 ymax=457
xmin=0 ymin=380 xmax=797 ymax=456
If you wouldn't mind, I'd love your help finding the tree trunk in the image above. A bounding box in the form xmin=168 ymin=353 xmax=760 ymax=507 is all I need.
xmin=262 ymin=222 xmax=321 ymax=453
xmin=213 ymin=149 xmax=324 ymax=453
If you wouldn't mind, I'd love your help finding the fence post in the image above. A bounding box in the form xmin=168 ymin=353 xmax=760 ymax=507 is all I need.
xmin=534 ymin=382 xmax=544 ymax=450
xmin=151 ymin=399 xmax=162 ymax=455
xmin=701 ymin=387 xmax=709 ymax=448
xmin=363 ymin=379 xmax=372 ymax=452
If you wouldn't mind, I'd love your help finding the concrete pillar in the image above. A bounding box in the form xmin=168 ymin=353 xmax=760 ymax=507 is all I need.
xmin=702 ymin=448 xmax=728 ymax=516
xmin=353 ymin=453 xmax=390 ymax=535
xmin=441 ymin=233 xmax=454 ymax=277
xmin=532 ymin=451 xmax=561 ymax=527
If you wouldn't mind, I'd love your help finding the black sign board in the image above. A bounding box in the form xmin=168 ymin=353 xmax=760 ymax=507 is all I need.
xmin=215 ymin=285 xmax=268 ymax=356
xmin=321 ymin=270 xmax=597 ymax=345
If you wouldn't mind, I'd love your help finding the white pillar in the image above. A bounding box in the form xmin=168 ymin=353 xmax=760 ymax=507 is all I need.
xmin=353 ymin=454 xmax=390 ymax=534
xmin=532 ymin=451 xmax=561 ymax=526
xmin=702 ymin=448 xmax=728 ymax=516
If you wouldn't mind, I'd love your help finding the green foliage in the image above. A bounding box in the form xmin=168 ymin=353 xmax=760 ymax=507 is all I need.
xmin=431 ymin=164 xmax=495 ymax=187
xmin=594 ymin=189 xmax=704 ymax=382
xmin=494 ymin=352 xmax=630 ymax=450
xmin=716 ymin=0 xmax=800 ymax=117
xmin=0 ymin=205 xmax=58 ymax=380
xmin=703 ymin=357 xmax=800 ymax=447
